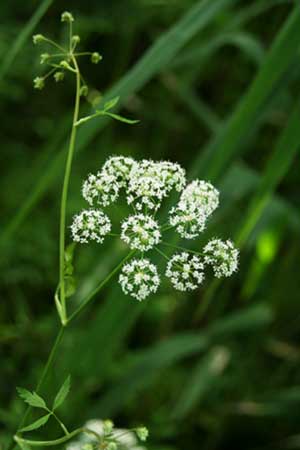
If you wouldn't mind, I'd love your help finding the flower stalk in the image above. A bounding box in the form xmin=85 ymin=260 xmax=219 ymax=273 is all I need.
xmin=58 ymin=55 xmax=81 ymax=325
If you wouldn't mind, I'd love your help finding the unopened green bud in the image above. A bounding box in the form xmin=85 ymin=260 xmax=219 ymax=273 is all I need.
xmin=136 ymin=426 xmax=149 ymax=442
xmin=33 ymin=34 xmax=45 ymax=44
xmin=72 ymin=35 xmax=80 ymax=45
xmin=40 ymin=53 xmax=50 ymax=64
xmin=91 ymin=52 xmax=102 ymax=64
xmin=80 ymin=85 xmax=88 ymax=97
xmin=33 ymin=76 xmax=45 ymax=90
xmin=103 ymin=419 xmax=114 ymax=435
xmin=61 ymin=11 xmax=74 ymax=22
xmin=54 ymin=71 xmax=65 ymax=82
xmin=59 ymin=60 xmax=74 ymax=72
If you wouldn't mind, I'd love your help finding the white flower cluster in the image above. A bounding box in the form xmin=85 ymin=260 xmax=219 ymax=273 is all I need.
xmin=166 ymin=252 xmax=204 ymax=291
xmin=102 ymin=156 xmax=138 ymax=188
xmin=169 ymin=180 xmax=219 ymax=239
xmin=82 ymin=172 xmax=119 ymax=207
xmin=66 ymin=419 xmax=147 ymax=450
xmin=71 ymin=209 xmax=111 ymax=243
xmin=204 ymin=238 xmax=239 ymax=278
xmin=121 ymin=214 xmax=161 ymax=252
xmin=71 ymin=156 xmax=239 ymax=301
xmin=181 ymin=180 xmax=219 ymax=217
xmin=119 ymin=258 xmax=160 ymax=301
xmin=126 ymin=159 xmax=186 ymax=211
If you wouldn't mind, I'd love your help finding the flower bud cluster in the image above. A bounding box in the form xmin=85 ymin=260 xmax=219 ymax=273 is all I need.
xmin=32 ymin=11 xmax=102 ymax=91
xmin=66 ymin=419 xmax=148 ymax=450
xmin=71 ymin=156 xmax=239 ymax=301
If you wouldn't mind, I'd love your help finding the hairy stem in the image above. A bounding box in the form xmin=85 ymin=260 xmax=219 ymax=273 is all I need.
xmin=59 ymin=56 xmax=81 ymax=324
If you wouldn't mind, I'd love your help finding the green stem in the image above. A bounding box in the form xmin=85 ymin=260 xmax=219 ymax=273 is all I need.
xmin=42 ymin=37 xmax=67 ymax=53
xmin=68 ymin=250 xmax=135 ymax=323
xmin=14 ymin=427 xmax=100 ymax=447
xmin=50 ymin=411 xmax=69 ymax=435
xmin=75 ymin=110 xmax=105 ymax=127
xmin=12 ymin=327 xmax=65 ymax=446
xmin=161 ymin=241 xmax=203 ymax=255
xmin=155 ymin=247 xmax=170 ymax=261
xmin=11 ymin=252 xmax=133 ymax=449
xmin=58 ymin=56 xmax=81 ymax=324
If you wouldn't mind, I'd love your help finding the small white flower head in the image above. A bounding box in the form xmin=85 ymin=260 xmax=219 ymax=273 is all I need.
xmin=135 ymin=427 xmax=149 ymax=442
xmin=181 ymin=180 xmax=219 ymax=217
xmin=66 ymin=444 xmax=82 ymax=450
xmin=166 ymin=252 xmax=204 ymax=291
xmin=102 ymin=156 xmax=138 ymax=189
xmin=169 ymin=200 xmax=206 ymax=239
xmin=67 ymin=419 xmax=145 ymax=450
xmin=203 ymin=238 xmax=239 ymax=278
xmin=127 ymin=160 xmax=167 ymax=211
xmin=82 ymin=171 xmax=119 ymax=207
xmin=119 ymin=258 xmax=160 ymax=301
xmin=71 ymin=209 xmax=111 ymax=244
xmin=158 ymin=161 xmax=186 ymax=193
xmin=121 ymin=214 xmax=161 ymax=252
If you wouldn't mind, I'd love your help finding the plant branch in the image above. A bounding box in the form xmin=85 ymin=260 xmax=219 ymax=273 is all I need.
xmin=58 ymin=55 xmax=81 ymax=324
xmin=14 ymin=427 xmax=101 ymax=447
xmin=68 ymin=250 xmax=135 ymax=323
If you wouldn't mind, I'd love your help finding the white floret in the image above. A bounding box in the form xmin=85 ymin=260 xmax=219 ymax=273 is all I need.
xmin=165 ymin=252 xmax=204 ymax=291
xmin=102 ymin=156 xmax=138 ymax=188
xmin=82 ymin=171 xmax=119 ymax=207
xmin=126 ymin=159 xmax=166 ymax=211
xmin=119 ymin=258 xmax=160 ymax=301
xmin=181 ymin=180 xmax=219 ymax=217
xmin=126 ymin=159 xmax=186 ymax=212
xmin=169 ymin=199 xmax=206 ymax=239
xmin=158 ymin=161 xmax=186 ymax=193
xmin=121 ymin=214 xmax=161 ymax=252
xmin=70 ymin=209 xmax=111 ymax=244
xmin=203 ymin=238 xmax=239 ymax=277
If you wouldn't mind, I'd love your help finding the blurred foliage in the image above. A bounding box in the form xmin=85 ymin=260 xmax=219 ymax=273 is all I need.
xmin=1 ymin=0 xmax=300 ymax=449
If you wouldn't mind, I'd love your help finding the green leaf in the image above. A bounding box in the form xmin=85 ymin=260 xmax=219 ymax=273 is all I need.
xmin=103 ymin=96 xmax=120 ymax=110
xmin=64 ymin=243 xmax=76 ymax=276
xmin=52 ymin=375 xmax=71 ymax=411
xmin=64 ymin=242 xmax=76 ymax=265
xmin=17 ymin=388 xmax=47 ymax=410
xmin=104 ymin=112 xmax=140 ymax=124
xmin=19 ymin=414 xmax=51 ymax=433
xmin=65 ymin=276 xmax=77 ymax=298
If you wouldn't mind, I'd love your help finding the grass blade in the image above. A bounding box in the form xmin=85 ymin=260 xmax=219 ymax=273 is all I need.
xmin=0 ymin=0 xmax=53 ymax=82
xmin=192 ymin=6 xmax=300 ymax=180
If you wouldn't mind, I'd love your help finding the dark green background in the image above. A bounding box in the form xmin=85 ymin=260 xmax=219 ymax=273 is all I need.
xmin=1 ymin=1 xmax=300 ymax=449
